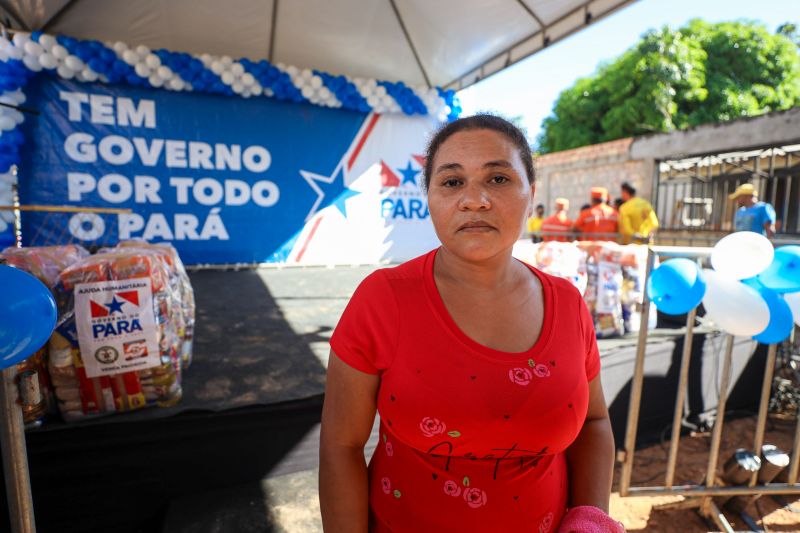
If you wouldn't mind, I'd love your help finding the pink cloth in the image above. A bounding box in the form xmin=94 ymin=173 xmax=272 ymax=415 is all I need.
xmin=557 ymin=506 xmax=625 ymax=533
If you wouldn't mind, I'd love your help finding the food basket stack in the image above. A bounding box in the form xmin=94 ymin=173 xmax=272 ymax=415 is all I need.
xmin=0 ymin=245 xmax=90 ymax=425
xmin=51 ymin=247 xmax=184 ymax=421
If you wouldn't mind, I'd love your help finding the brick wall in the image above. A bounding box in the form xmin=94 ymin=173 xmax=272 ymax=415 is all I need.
xmin=533 ymin=137 xmax=655 ymax=220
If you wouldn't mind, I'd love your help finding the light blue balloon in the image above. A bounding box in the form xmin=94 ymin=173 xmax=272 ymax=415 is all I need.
xmin=0 ymin=265 xmax=57 ymax=369
xmin=646 ymin=258 xmax=706 ymax=315
xmin=758 ymin=245 xmax=800 ymax=293
xmin=742 ymin=277 xmax=794 ymax=344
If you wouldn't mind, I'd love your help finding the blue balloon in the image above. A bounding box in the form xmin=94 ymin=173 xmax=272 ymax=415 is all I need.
xmin=98 ymin=47 xmax=116 ymax=62
xmin=758 ymin=246 xmax=800 ymax=293
xmin=0 ymin=265 xmax=57 ymax=369
xmin=742 ymin=277 xmax=794 ymax=344
xmin=646 ymin=258 xmax=706 ymax=315
xmin=87 ymin=58 xmax=105 ymax=73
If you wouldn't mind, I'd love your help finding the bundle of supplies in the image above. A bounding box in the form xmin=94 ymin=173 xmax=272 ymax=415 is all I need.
xmin=49 ymin=248 xmax=185 ymax=421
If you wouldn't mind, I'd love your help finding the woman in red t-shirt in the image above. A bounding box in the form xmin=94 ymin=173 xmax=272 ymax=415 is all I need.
xmin=320 ymin=115 xmax=619 ymax=532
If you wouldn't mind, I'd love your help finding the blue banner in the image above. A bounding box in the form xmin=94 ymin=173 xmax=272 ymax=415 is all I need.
xmin=18 ymin=76 xmax=368 ymax=264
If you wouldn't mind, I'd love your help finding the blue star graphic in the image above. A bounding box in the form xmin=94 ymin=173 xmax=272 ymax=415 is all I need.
xmin=300 ymin=165 xmax=362 ymax=220
xmin=330 ymin=188 xmax=361 ymax=218
xmin=398 ymin=161 xmax=419 ymax=186
xmin=106 ymin=296 xmax=125 ymax=315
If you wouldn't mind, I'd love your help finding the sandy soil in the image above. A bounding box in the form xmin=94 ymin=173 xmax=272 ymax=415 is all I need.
xmin=611 ymin=415 xmax=800 ymax=532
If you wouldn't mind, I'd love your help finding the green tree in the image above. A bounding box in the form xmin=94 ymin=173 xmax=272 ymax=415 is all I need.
xmin=537 ymin=20 xmax=800 ymax=153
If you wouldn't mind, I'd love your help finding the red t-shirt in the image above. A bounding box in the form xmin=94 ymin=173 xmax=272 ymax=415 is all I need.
xmin=330 ymin=248 xmax=601 ymax=532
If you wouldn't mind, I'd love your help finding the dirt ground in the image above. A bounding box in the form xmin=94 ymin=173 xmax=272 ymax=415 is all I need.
xmin=611 ymin=415 xmax=800 ymax=532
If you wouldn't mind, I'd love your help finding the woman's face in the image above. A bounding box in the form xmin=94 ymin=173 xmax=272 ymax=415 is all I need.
xmin=427 ymin=129 xmax=534 ymax=263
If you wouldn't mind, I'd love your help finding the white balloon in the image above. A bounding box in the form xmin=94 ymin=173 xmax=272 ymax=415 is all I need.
xmin=145 ymin=54 xmax=161 ymax=69
xmin=199 ymin=53 xmax=211 ymax=64
xmin=375 ymin=85 xmax=387 ymax=97
xmin=65 ymin=56 xmax=84 ymax=71
xmin=148 ymin=74 xmax=164 ymax=88
xmin=0 ymin=116 xmax=15 ymax=131
xmin=786 ymin=293 xmax=800 ymax=327
xmin=318 ymin=87 xmax=331 ymax=100
xmin=57 ymin=64 xmax=74 ymax=79
xmin=220 ymin=55 xmax=232 ymax=66
xmin=367 ymin=95 xmax=379 ymax=107
xmin=702 ymin=269 xmax=770 ymax=337
xmin=157 ymin=66 xmax=172 ymax=80
xmin=301 ymin=86 xmax=314 ymax=99
xmin=210 ymin=61 xmax=224 ymax=75
xmin=22 ymin=55 xmax=42 ymax=72
xmin=169 ymin=78 xmax=184 ymax=91
xmin=231 ymin=82 xmax=243 ymax=94
xmin=9 ymin=90 xmax=25 ymax=105
xmin=122 ymin=49 xmax=139 ymax=65
xmin=12 ymin=32 xmax=30 ymax=47
xmin=286 ymin=65 xmax=298 ymax=77
xmin=241 ymin=73 xmax=255 ymax=86
xmin=264 ymin=87 xmax=274 ymax=97
xmin=221 ymin=71 xmax=234 ymax=85
xmin=23 ymin=41 xmax=43 ymax=57
xmin=134 ymin=63 xmax=151 ymax=78
xmin=251 ymin=82 xmax=262 ymax=95
xmin=38 ymin=35 xmax=55 ymax=50
xmin=51 ymin=44 xmax=68 ymax=60
xmin=6 ymin=46 xmax=23 ymax=60
xmin=82 ymin=68 xmax=98 ymax=82
xmin=38 ymin=52 xmax=56 ymax=69
xmin=711 ymin=231 xmax=774 ymax=280
xmin=310 ymin=76 xmax=323 ymax=89
xmin=112 ymin=41 xmax=127 ymax=53
xmin=230 ymin=63 xmax=244 ymax=77
xmin=135 ymin=45 xmax=150 ymax=58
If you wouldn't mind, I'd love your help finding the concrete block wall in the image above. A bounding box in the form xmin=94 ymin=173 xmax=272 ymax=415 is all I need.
xmin=533 ymin=137 xmax=655 ymax=220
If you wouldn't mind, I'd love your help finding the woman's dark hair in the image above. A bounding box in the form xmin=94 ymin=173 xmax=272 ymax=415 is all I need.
xmin=423 ymin=114 xmax=535 ymax=190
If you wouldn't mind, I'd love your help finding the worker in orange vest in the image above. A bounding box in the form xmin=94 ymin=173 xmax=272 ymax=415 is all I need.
xmin=541 ymin=198 xmax=573 ymax=242
xmin=573 ymin=187 xmax=619 ymax=240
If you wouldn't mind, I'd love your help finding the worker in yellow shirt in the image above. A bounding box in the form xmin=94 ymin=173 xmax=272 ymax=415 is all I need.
xmin=526 ymin=204 xmax=545 ymax=241
xmin=618 ymin=182 xmax=659 ymax=243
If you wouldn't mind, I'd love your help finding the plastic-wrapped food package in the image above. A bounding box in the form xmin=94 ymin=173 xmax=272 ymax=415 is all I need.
xmin=619 ymin=244 xmax=657 ymax=333
xmin=578 ymin=242 xmax=625 ymax=338
xmin=1 ymin=244 xmax=89 ymax=288
xmin=114 ymin=240 xmax=195 ymax=368
xmin=513 ymin=240 xmax=588 ymax=295
xmin=0 ymin=245 xmax=89 ymax=426
xmin=51 ymin=250 xmax=182 ymax=422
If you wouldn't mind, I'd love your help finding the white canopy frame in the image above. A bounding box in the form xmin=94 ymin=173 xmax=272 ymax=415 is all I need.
xmin=0 ymin=0 xmax=637 ymax=90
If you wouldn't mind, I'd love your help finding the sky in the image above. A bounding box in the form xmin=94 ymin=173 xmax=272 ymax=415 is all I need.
xmin=457 ymin=0 xmax=798 ymax=147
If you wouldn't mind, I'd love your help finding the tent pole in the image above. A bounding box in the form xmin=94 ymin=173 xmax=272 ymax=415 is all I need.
xmin=0 ymin=366 xmax=36 ymax=533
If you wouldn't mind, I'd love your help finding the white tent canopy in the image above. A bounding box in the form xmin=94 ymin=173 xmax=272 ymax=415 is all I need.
xmin=0 ymin=0 xmax=635 ymax=90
